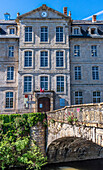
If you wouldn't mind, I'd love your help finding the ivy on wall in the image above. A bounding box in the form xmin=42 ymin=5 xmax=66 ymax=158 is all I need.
xmin=0 ymin=113 xmax=47 ymax=170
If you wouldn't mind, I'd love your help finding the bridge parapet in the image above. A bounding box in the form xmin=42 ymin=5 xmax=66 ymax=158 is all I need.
xmin=47 ymin=102 xmax=103 ymax=125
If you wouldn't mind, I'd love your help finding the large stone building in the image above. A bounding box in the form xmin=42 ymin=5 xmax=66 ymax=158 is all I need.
xmin=0 ymin=4 xmax=103 ymax=113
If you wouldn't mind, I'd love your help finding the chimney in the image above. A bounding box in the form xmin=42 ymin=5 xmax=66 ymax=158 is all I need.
xmin=42 ymin=4 xmax=47 ymax=9
xmin=4 ymin=12 xmax=10 ymax=20
xmin=69 ymin=11 xmax=71 ymax=17
xmin=92 ymin=15 xmax=97 ymax=22
xmin=63 ymin=7 xmax=68 ymax=15
xmin=17 ymin=12 xmax=20 ymax=17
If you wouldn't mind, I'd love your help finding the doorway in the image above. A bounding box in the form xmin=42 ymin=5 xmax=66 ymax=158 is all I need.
xmin=38 ymin=97 xmax=50 ymax=112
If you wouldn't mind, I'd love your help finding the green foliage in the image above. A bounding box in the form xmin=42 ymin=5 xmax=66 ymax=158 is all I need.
xmin=0 ymin=112 xmax=47 ymax=170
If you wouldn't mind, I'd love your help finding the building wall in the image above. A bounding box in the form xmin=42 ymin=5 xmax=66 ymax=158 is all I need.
xmin=0 ymin=38 xmax=18 ymax=113
xmin=70 ymin=38 xmax=103 ymax=105
xmin=17 ymin=10 xmax=71 ymax=112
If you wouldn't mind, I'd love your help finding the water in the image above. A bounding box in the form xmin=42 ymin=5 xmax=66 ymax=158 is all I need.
xmin=42 ymin=159 xmax=103 ymax=170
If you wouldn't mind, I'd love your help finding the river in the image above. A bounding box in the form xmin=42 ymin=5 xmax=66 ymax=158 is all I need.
xmin=42 ymin=159 xmax=103 ymax=170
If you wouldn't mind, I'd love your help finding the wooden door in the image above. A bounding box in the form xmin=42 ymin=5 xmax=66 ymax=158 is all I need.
xmin=38 ymin=97 xmax=50 ymax=112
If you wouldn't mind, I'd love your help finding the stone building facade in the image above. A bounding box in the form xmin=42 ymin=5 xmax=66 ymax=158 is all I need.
xmin=0 ymin=5 xmax=103 ymax=113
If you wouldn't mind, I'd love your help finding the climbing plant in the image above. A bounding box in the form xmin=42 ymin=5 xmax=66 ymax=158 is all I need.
xmin=0 ymin=113 xmax=47 ymax=170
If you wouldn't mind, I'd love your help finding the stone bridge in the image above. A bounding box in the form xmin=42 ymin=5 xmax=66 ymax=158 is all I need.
xmin=32 ymin=103 xmax=103 ymax=163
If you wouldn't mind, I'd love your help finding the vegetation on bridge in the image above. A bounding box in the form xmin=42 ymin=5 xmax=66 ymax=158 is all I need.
xmin=0 ymin=113 xmax=47 ymax=170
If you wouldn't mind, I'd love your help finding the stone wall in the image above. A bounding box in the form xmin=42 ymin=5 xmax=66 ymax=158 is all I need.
xmin=30 ymin=122 xmax=46 ymax=155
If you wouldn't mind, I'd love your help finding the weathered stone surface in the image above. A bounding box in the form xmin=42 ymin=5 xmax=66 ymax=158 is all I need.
xmin=47 ymin=137 xmax=103 ymax=163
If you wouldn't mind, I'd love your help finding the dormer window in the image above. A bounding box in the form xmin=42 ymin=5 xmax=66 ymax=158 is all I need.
xmin=74 ymin=28 xmax=79 ymax=35
xmin=8 ymin=27 xmax=16 ymax=35
xmin=72 ymin=27 xmax=82 ymax=35
xmin=91 ymin=28 xmax=96 ymax=34
xmin=10 ymin=28 xmax=15 ymax=34
xmin=88 ymin=26 xmax=98 ymax=35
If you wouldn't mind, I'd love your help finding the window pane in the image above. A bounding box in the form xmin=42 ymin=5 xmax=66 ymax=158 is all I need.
xmin=25 ymin=27 xmax=32 ymax=42
xmin=56 ymin=27 xmax=63 ymax=42
xmin=6 ymin=92 xmax=13 ymax=108
xmin=24 ymin=76 xmax=32 ymax=92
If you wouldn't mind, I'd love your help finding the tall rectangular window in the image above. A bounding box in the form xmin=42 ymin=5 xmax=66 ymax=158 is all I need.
xmin=9 ymin=46 xmax=14 ymax=57
xmin=93 ymin=91 xmax=100 ymax=103
xmin=56 ymin=27 xmax=63 ymax=42
xmin=40 ymin=51 xmax=48 ymax=67
xmin=92 ymin=66 xmax=99 ymax=80
xmin=6 ymin=92 xmax=13 ymax=108
xmin=25 ymin=27 xmax=32 ymax=42
xmin=7 ymin=66 xmax=14 ymax=80
xmin=41 ymin=27 xmax=48 ymax=42
xmin=57 ymin=76 xmax=64 ymax=92
xmin=75 ymin=91 xmax=83 ymax=104
xmin=24 ymin=76 xmax=32 ymax=93
xmin=24 ymin=51 xmax=32 ymax=67
xmin=40 ymin=76 xmax=48 ymax=90
xmin=91 ymin=45 xmax=97 ymax=57
xmin=74 ymin=45 xmax=80 ymax=57
xmin=75 ymin=66 xmax=81 ymax=80
xmin=56 ymin=51 xmax=64 ymax=67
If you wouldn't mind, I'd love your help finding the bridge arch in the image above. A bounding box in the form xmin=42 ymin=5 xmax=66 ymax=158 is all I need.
xmin=47 ymin=137 xmax=103 ymax=163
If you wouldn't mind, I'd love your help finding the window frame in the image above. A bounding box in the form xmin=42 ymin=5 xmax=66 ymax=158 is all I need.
xmin=23 ymin=75 xmax=33 ymax=94
xmin=7 ymin=66 xmax=14 ymax=81
xmin=75 ymin=91 xmax=83 ymax=105
xmin=72 ymin=26 xmax=82 ymax=35
xmin=74 ymin=45 xmax=80 ymax=57
xmin=39 ymin=75 xmax=50 ymax=91
xmin=24 ymin=50 xmax=33 ymax=68
xmin=93 ymin=91 xmax=100 ymax=103
xmin=8 ymin=27 xmax=16 ymax=35
xmin=5 ymin=91 xmax=14 ymax=109
xmin=75 ymin=66 xmax=81 ymax=80
xmin=8 ymin=46 xmax=14 ymax=57
xmin=88 ymin=26 xmax=98 ymax=35
xmin=56 ymin=51 xmax=64 ymax=67
xmin=40 ymin=26 xmax=48 ymax=43
xmin=40 ymin=76 xmax=48 ymax=91
xmin=40 ymin=51 xmax=48 ymax=68
xmin=91 ymin=45 xmax=97 ymax=57
xmin=24 ymin=26 xmax=33 ymax=43
xmin=56 ymin=26 xmax=63 ymax=43
xmin=92 ymin=66 xmax=99 ymax=80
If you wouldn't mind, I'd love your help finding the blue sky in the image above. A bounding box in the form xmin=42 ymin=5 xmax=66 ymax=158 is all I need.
xmin=0 ymin=0 xmax=103 ymax=20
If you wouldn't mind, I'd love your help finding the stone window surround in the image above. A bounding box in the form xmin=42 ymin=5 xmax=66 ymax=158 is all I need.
xmin=7 ymin=26 xmax=16 ymax=35
xmin=6 ymin=65 xmax=16 ymax=83
xmin=23 ymin=49 xmax=34 ymax=69
xmin=88 ymin=26 xmax=98 ymax=35
xmin=38 ymin=74 xmax=50 ymax=91
xmin=55 ymin=50 xmax=66 ymax=69
xmin=4 ymin=90 xmax=15 ymax=110
xmin=74 ymin=91 xmax=83 ymax=105
xmin=39 ymin=50 xmax=50 ymax=69
xmin=55 ymin=25 xmax=65 ymax=44
xmin=39 ymin=25 xmax=49 ymax=44
xmin=72 ymin=26 xmax=82 ymax=35
xmin=55 ymin=74 xmax=66 ymax=94
xmin=23 ymin=25 xmax=34 ymax=44
xmin=8 ymin=45 xmax=15 ymax=57
xmin=92 ymin=65 xmax=99 ymax=80
xmin=22 ymin=74 xmax=33 ymax=94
